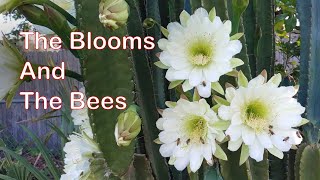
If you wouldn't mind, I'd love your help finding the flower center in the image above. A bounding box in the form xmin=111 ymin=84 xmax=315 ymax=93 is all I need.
xmin=184 ymin=115 xmax=208 ymax=142
xmin=243 ymin=100 xmax=270 ymax=132
xmin=188 ymin=40 xmax=213 ymax=66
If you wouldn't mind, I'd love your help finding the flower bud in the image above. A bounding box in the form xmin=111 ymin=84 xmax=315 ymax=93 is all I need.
xmin=143 ymin=18 xmax=156 ymax=29
xmin=99 ymin=0 xmax=129 ymax=30
xmin=114 ymin=106 xmax=142 ymax=147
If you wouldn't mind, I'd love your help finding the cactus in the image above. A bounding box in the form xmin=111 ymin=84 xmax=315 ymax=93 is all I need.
xmin=295 ymin=144 xmax=320 ymax=180
xmin=297 ymin=0 xmax=320 ymax=143
xmin=75 ymin=0 xmax=136 ymax=176
xmin=255 ymin=0 xmax=275 ymax=77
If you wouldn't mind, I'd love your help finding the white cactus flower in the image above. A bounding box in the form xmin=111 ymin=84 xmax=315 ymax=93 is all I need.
xmin=218 ymin=73 xmax=306 ymax=162
xmin=61 ymin=133 xmax=102 ymax=179
xmin=157 ymin=7 xmax=243 ymax=98
xmin=156 ymin=98 xmax=227 ymax=172
xmin=0 ymin=37 xmax=24 ymax=103
xmin=71 ymin=87 xmax=93 ymax=138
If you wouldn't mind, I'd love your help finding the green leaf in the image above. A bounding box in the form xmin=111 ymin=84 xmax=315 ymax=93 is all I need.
xmin=154 ymin=61 xmax=169 ymax=69
xmin=230 ymin=58 xmax=244 ymax=68
xmin=213 ymin=121 xmax=230 ymax=131
xmin=0 ymin=147 xmax=47 ymax=180
xmin=213 ymin=96 xmax=230 ymax=106
xmin=180 ymin=10 xmax=190 ymax=26
xmin=285 ymin=16 xmax=297 ymax=32
xmin=169 ymin=80 xmax=184 ymax=89
xmin=211 ymin=104 xmax=221 ymax=113
xmin=226 ymin=70 xmax=239 ymax=77
xmin=0 ymin=174 xmax=16 ymax=180
xmin=230 ymin=33 xmax=244 ymax=40
xmin=214 ymin=144 xmax=228 ymax=161
xmin=268 ymin=73 xmax=282 ymax=86
xmin=209 ymin=7 xmax=216 ymax=21
xmin=161 ymin=26 xmax=169 ymax=37
xmin=267 ymin=147 xmax=284 ymax=159
xmin=21 ymin=125 xmax=60 ymax=180
xmin=238 ymin=71 xmax=248 ymax=87
xmin=211 ymin=82 xmax=224 ymax=95
xmin=298 ymin=118 xmax=310 ymax=127
xmin=239 ymin=145 xmax=249 ymax=165
xmin=165 ymin=101 xmax=177 ymax=108
xmin=193 ymin=89 xmax=201 ymax=101
xmin=47 ymin=122 xmax=68 ymax=143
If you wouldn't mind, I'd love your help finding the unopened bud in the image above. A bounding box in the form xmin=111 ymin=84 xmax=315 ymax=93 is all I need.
xmin=99 ymin=0 xmax=129 ymax=30
xmin=143 ymin=18 xmax=156 ymax=29
xmin=114 ymin=105 xmax=142 ymax=147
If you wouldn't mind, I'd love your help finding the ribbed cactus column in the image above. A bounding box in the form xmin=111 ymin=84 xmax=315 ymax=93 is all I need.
xmin=255 ymin=0 xmax=275 ymax=77
xmin=75 ymin=0 xmax=135 ymax=177
xmin=297 ymin=0 xmax=320 ymax=143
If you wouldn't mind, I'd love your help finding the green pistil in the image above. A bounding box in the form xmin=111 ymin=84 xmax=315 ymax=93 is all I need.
xmin=244 ymin=100 xmax=270 ymax=132
xmin=184 ymin=115 xmax=208 ymax=142
xmin=188 ymin=40 xmax=213 ymax=66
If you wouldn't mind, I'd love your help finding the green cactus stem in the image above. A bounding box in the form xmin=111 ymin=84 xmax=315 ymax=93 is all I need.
xmin=75 ymin=0 xmax=135 ymax=176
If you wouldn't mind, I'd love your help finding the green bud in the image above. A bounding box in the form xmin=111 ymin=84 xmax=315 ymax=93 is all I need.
xmin=18 ymin=5 xmax=51 ymax=28
xmin=143 ymin=18 xmax=156 ymax=29
xmin=99 ymin=0 xmax=129 ymax=30
xmin=114 ymin=105 xmax=142 ymax=147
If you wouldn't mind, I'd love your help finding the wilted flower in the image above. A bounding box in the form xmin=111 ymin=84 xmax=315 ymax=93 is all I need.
xmin=0 ymin=37 xmax=25 ymax=106
xmin=218 ymin=72 xmax=307 ymax=163
xmin=61 ymin=133 xmax=105 ymax=179
xmin=156 ymin=99 xmax=227 ymax=172
xmin=99 ymin=0 xmax=129 ymax=30
xmin=71 ymin=87 xmax=93 ymax=138
xmin=156 ymin=8 xmax=243 ymax=98
xmin=114 ymin=106 xmax=142 ymax=146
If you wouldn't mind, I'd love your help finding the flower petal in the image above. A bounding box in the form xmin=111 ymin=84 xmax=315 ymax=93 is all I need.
xmin=197 ymin=82 xmax=211 ymax=98
xmin=228 ymin=138 xmax=243 ymax=151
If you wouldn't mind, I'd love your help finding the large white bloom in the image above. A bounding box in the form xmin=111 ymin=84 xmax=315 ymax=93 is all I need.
xmin=218 ymin=73 xmax=305 ymax=162
xmin=71 ymin=87 xmax=93 ymax=138
xmin=158 ymin=8 xmax=242 ymax=98
xmin=0 ymin=38 xmax=24 ymax=102
xmin=61 ymin=133 xmax=102 ymax=180
xmin=157 ymin=99 xmax=227 ymax=172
